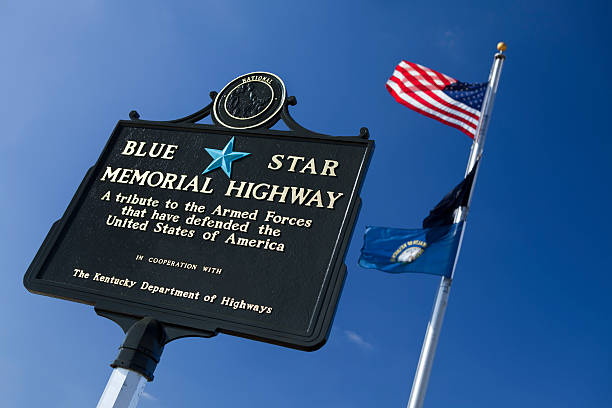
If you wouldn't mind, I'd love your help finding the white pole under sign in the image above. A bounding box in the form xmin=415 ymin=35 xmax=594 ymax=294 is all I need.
xmin=96 ymin=317 xmax=165 ymax=408
xmin=97 ymin=368 xmax=147 ymax=408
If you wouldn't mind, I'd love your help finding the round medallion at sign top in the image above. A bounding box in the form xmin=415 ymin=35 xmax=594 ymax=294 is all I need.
xmin=213 ymin=72 xmax=286 ymax=129
xmin=225 ymin=80 xmax=274 ymax=120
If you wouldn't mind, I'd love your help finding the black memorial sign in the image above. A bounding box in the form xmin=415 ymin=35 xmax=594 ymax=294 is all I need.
xmin=25 ymin=75 xmax=373 ymax=351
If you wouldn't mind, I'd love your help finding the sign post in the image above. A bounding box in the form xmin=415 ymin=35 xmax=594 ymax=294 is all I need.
xmin=24 ymin=72 xmax=374 ymax=405
xmin=97 ymin=368 xmax=147 ymax=408
xmin=97 ymin=317 xmax=164 ymax=408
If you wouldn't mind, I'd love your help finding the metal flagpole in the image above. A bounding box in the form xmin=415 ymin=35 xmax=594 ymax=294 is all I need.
xmin=406 ymin=42 xmax=507 ymax=408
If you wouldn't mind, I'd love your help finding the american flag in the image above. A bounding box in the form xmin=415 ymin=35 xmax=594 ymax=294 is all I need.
xmin=386 ymin=61 xmax=488 ymax=138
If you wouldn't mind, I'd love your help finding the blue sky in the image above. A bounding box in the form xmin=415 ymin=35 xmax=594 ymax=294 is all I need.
xmin=1 ymin=1 xmax=611 ymax=407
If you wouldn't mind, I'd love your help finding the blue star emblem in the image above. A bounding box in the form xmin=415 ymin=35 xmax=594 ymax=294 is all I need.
xmin=202 ymin=137 xmax=250 ymax=178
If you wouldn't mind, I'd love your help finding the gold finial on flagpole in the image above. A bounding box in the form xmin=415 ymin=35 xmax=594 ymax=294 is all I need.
xmin=497 ymin=42 xmax=507 ymax=52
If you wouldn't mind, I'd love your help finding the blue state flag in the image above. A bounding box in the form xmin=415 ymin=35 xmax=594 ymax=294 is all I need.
xmin=358 ymin=222 xmax=464 ymax=277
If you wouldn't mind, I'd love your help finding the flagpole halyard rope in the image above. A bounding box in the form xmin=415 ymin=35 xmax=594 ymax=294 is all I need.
xmin=406 ymin=43 xmax=506 ymax=408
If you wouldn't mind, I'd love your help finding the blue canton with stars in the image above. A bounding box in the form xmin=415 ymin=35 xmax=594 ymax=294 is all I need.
xmin=202 ymin=137 xmax=250 ymax=178
xmin=442 ymin=81 xmax=488 ymax=110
